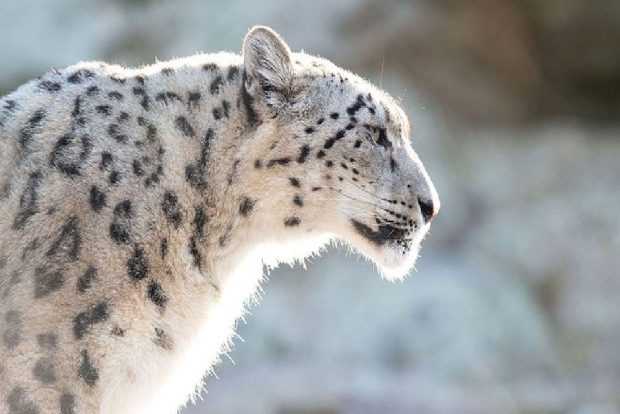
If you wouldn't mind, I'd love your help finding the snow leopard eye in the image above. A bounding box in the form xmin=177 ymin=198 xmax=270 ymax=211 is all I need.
xmin=360 ymin=124 xmax=391 ymax=150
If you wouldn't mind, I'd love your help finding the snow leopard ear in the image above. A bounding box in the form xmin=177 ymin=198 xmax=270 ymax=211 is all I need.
xmin=242 ymin=26 xmax=294 ymax=109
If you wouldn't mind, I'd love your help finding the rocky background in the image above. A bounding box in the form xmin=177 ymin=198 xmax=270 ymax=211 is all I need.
xmin=1 ymin=1 xmax=619 ymax=413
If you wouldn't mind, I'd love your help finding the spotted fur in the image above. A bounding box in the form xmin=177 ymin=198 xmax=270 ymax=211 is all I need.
xmin=0 ymin=26 xmax=438 ymax=414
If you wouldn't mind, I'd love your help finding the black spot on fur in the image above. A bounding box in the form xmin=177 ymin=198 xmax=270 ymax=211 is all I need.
xmin=147 ymin=125 xmax=158 ymax=142
xmin=2 ymin=99 xmax=17 ymax=112
xmin=111 ymin=326 xmax=125 ymax=337
xmin=203 ymin=63 xmax=218 ymax=72
xmin=212 ymin=107 xmax=223 ymax=120
xmin=67 ymin=69 xmax=95 ymax=84
xmin=6 ymin=386 xmax=38 ymax=414
xmin=110 ymin=200 xmax=132 ymax=244
xmin=175 ymin=116 xmax=195 ymax=137
xmin=241 ymin=70 xmax=259 ymax=127
xmin=162 ymin=191 xmax=183 ymax=228
xmin=140 ymin=95 xmax=151 ymax=111
xmin=147 ymin=281 xmax=168 ymax=310
xmin=354 ymin=139 xmax=362 ymax=148
xmin=188 ymin=237 xmax=201 ymax=269
xmin=289 ymin=177 xmax=301 ymax=188
xmin=118 ymin=111 xmax=130 ymax=122
xmin=210 ymin=75 xmax=224 ymax=95
xmin=187 ymin=91 xmax=201 ymax=109
xmin=160 ymin=238 xmax=168 ymax=259
xmin=100 ymin=152 xmax=113 ymax=169
xmin=131 ymin=159 xmax=144 ymax=177
xmin=132 ymin=87 xmax=150 ymax=110
xmin=73 ymin=302 xmax=109 ymax=339
xmin=47 ymin=216 xmax=81 ymax=261
xmin=33 ymin=357 xmax=56 ymax=384
xmin=193 ymin=206 xmax=206 ymax=240
xmin=109 ymin=170 xmax=121 ymax=185
xmin=108 ymin=91 xmax=124 ymax=101
xmin=330 ymin=112 xmax=339 ymax=120
xmin=19 ymin=109 xmax=46 ymax=150
xmin=13 ymin=171 xmax=43 ymax=230
xmin=316 ymin=150 xmax=326 ymax=159
xmin=3 ymin=311 xmax=22 ymax=350
xmin=127 ymin=246 xmax=149 ymax=281
xmin=227 ymin=65 xmax=240 ymax=82
xmin=376 ymin=126 xmax=392 ymax=149
xmin=390 ymin=156 xmax=398 ymax=172
xmin=317 ymin=117 xmax=325 ymax=125
xmin=0 ymin=99 xmax=17 ymax=126
xmin=346 ymin=94 xmax=366 ymax=116
xmin=185 ymin=129 xmax=213 ymax=190
xmin=189 ymin=206 xmax=207 ymax=268
xmin=304 ymin=127 xmax=315 ymax=134
xmin=107 ymin=124 xmax=128 ymax=144
xmin=239 ymin=197 xmax=255 ymax=217
xmin=72 ymin=96 xmax=82 ymax=118
xmin=132 ymin=86 xmax=145 ymax=96
xmin=324 ymin=129 xmax=346 ymax=149
xmin=39 ymin=80 xmax=62 ymax=92
xmin=49 ymin=133 xmax=93 ymax=176
xmin=284 ymin=217 xmax=301 ymax=227
xmin=267 ymin=158 xmax=291 ymax=167
xmin=86 ymin=86 xmax=100 ymax=96
xmin=222 ymin=100 xmax=231 ymax=118
xmin=89 ymin=186 xmax=106 ymax=212
xmin=218 ymin=224 xmax=232 ymax=247
xmin=161 ymin=67 xmax=174 ymax=76
xmin=60 ymin=393 xmax=76 ymax=414
xmin=254 ymin=159 xmax=262 ymax=169
xmin=36 ymin=333 xmax=57 ymax=349
xmin=77 ymin=266 xmax=97 ymax=293
xmin=297 ymin=144 xmax=310 ymax=163
xmin=156 ymin=91 xmax=182 ymax=105
xmin=34 ymin=268 xmax=64 ymax=298
xmin=79 ymin=350 xmax=99 ymax=386
xmin=293 ymin=195 xmax=304 ymax=207
xmin=95 ymin=105 xmax=112 ymax=116
xmin=153 ymin=327 xmax=174 ymax=351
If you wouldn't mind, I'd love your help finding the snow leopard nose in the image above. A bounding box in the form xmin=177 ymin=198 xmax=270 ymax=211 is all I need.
xmin=418 ymin=196 xmax=438 ymax=223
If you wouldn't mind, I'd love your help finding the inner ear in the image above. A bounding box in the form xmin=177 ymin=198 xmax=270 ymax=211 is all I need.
xmin=242 ymin=26 xmax=294 ymax=104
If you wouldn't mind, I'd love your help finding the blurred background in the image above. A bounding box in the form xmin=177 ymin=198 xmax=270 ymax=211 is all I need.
xmin=2 ymin=1 xmax=619 ymax=413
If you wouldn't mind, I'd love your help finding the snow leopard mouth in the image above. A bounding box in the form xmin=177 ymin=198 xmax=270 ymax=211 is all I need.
xmin=350 ymin=219 xmax=409 ymax=247
xmin=348 ymin=217 xmax=425 ymax=280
